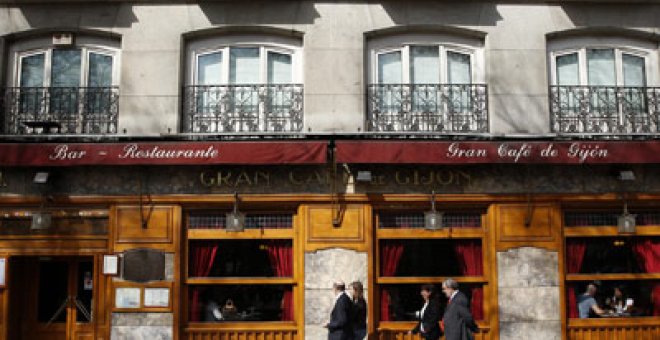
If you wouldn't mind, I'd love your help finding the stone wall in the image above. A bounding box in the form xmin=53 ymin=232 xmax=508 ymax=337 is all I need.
xmin=497 ymin=247 xmax=560 ymax=340
xmin=111 ymin=313 xmax=173 ymax=340
xmin=304 ymin=248 xmax=368 ymax=340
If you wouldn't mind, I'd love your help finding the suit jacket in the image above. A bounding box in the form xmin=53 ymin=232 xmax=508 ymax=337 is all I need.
xmin=327 ymin=292 xmax=354 ymax=340
xmin=411 ymin=299 xmax=441 ymax=340
xmin=442 ymin=291 xmax=478 ymax=340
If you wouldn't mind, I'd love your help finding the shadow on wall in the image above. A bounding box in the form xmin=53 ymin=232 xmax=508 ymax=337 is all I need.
xmin=558 ymin=3 xmax=660 ymax=28
xmin=380 ymin=1 xmax=502 ymax=27
xmin=18 ymin=4 xmax=138 ymax=29
xmin=199 ymin=2 xmax=320 ymax=25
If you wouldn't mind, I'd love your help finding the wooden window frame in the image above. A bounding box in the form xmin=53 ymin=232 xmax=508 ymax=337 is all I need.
xmin=562 ymin=208 xmax=660 ymax=327
xmin=184 ymin=208 xmax=299 ymax=327
xmin=374 ymin=208 xmax=490 ymax=332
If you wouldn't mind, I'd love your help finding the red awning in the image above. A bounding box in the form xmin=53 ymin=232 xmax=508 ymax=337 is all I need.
xmin=0 ymin=141 xmax=327 ymax=166
xmin=335 ymin=140 xmax=660 ymax=164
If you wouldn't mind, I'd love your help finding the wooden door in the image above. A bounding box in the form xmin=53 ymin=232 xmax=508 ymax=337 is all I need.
xmin=9 ymin=257 xmax=95 ymax=340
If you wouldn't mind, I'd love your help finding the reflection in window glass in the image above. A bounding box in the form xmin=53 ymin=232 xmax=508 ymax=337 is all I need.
xmin=267 ymin=52 xmax=292 ymax=84
xmin=198 ymin=52 xmax=222 ymax=85
xmin=587 ymin=49 xmax=615 ymax=86
xmin=88 ymin=53 xmax=113 ymax=87
xmin=556 ymin=53 xmax=579 ymax=86
xmin=378 ymin=51 xmax=402 ymax=84
xmin=410 ymin=46 xmax=439 ymax=84
xmin=20 ymin=54 xmax=45 ymax=87
xmin=447 ymin=51 xmax=471 ymax=84
xmin=623 ymin=54 xmax=646 ymax=87
xmin=230 ymin=48 xmax=260 ymax=84
xmin=51 ymin=49 xmax=82 ymax=87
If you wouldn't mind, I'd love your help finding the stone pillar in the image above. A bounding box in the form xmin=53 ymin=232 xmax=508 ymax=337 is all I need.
xmin=498 ymin=247 xmax=561 ymax=340
xmin=111 ymin=313 xmax=173 ymax=339
xmin=304 ymin=248 xmax=367 ymax=340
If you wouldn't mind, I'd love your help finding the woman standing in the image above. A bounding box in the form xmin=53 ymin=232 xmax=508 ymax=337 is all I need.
xmin=350 ymin=281 xmax=367 ymax=340
xmin=409 ymin=284 xmax=441 ymax=340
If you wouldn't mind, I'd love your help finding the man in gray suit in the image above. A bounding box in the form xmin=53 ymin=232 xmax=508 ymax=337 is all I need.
xmin=441 ymin=278 xmax=479 ymax=340
xmin=325 ymin=280 xmax=354 ymax=340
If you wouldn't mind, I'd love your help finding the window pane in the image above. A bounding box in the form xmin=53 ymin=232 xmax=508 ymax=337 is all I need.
xmin=556 ymin=53 xmax=579 ymax=86
xmin=623 ymin=54 xmax=646 ymax=87
xmin=567 ymin=280 xmax=658 ymax=318
xmin=410 ymin=46 xmax=439 ymax=84
xmin=198 ymin=52 xmax=222 ymax=85
xmin=189 ymin=285 xmax=293 ymax=322
xmin=380 ymin=284 xmax=484 ymax=321
xmin=189 ymin=240 xmax=292 ymax=277
xmin=88 ymin=53 xmax=113 ymax=87
xmin=380 ymin=239 xmax=482 ymax=277
xmin=52 ymin=49 xmax=82 ymax=87
xmin=19 ymin=54 xmax=46 ymax=114
xmin=587 ymin=49 xmax=615 ymax=86
xmin=20 ymin=53 xmax=45 ymax=87
xmin=267 ymin=52 xmax=292 ymax=84
xmin=230 ymin=48 xmax=260 ymax=84
xmin=566 ymin=237 xmax=660 ymax=274
xmin=378 ymin=51 xmax=402 ymax=84
xmin=447 ymin=51 xmax=471 ymax=84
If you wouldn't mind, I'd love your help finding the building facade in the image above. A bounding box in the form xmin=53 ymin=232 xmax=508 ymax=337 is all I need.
xmin=0 ymin=1 xmax=659 ymax=340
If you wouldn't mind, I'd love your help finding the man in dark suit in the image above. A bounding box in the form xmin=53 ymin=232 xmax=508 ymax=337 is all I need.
xmin=325 ymin=280 xmax=354 ymax=340
xmin=441 ymin=278 xmax=479 ymax=340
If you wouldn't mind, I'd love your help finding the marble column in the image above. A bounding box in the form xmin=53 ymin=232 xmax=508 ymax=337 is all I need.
xmin=304 ymin=248 xmax=367 ymax=340
xmin=498 ymin=247 xmax=561 ymax=340
xmin=111 ymin=313 xmax=173 ymax=340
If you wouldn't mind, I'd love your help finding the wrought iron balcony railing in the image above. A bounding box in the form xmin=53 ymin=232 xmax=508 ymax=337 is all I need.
xmin=550 ymin=86 xmax=660 ymax=135
xmin=367 ymin=84 xmax=488 ymax=133
xmin=2 ymin=86 xmax=119 ymax=135
xmin=183 ymin=84 xmax=303 ymax=133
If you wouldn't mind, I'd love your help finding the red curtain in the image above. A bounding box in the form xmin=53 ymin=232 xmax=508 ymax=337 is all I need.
xmin=454 ymin=239 xmax=484 ymax=320
xmin=189 ymin=242 xmax=219 ymax=322
xmin=632 ymin=238 xmax=660 ymax=316
xmin=566 ymin=240 xmax=587 ymax=318
xmin=380 ymin=242 xmax=404 ymax=321
xmin=267 ymin=240 xmax=294 ymax=320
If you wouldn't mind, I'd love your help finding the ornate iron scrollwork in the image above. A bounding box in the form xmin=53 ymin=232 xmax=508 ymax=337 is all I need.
xmin=367 ymin=83 xmax=488 ymax=133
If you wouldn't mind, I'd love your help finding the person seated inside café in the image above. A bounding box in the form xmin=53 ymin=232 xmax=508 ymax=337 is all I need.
xmin=578 ymin=283 xmax=606 ymax=318
xmin=605 ymin=286 xmax=632 ymax=314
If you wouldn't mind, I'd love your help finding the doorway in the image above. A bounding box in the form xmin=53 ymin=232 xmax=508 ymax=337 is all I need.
xmin=8 ymin=256 xmax=96 ymax=340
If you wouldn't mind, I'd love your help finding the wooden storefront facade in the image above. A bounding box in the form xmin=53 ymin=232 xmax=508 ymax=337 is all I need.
xmin=0 ymin=141 xmax=658 ymax=340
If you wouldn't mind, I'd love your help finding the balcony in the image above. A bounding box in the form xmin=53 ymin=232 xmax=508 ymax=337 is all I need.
xmin=550 ymin=86 xmax=660 ymax=135
xmin=2 ymin=87 xmax=119 ymax=135
xmin=367 ymin=84 xmax=488 ymax=133
xmin=183 ymin=84 xmax=303 ymax=133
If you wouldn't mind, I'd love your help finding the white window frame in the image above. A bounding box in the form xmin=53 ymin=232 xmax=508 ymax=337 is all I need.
xmin=368 ymin=33 xmax=485 ymax=85
xmin=374 ymin=44 xmax=476 ymax=84
xmin=548 ymin=37 xmax=658 ymax=87
xmin=14 ymin=46 xmax=120 ymax=88
xmin=187 ymin=36 xmax=302 ymax=86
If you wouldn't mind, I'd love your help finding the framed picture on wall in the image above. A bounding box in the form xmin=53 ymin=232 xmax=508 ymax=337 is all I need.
xmin=115 ymin=287 xmax=141 ymax=308
xmin=103 ymin=254 xmax=119 ymax=275
xmin=0 ymin=257 xmax=6 ymax=288
xmin=144 ymin=288 xmax=170 ymax=307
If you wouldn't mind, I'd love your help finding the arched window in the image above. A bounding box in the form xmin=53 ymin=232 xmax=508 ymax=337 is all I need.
xmin=367 ymin=32 xmax=487 ymax=133
xmin=5 ymin=33 xmax=120 ymax=134
xmin=548 ymin=34 xmax=659 ymax=134
xmin=184 ymin=34 xmax=303 ymax=133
